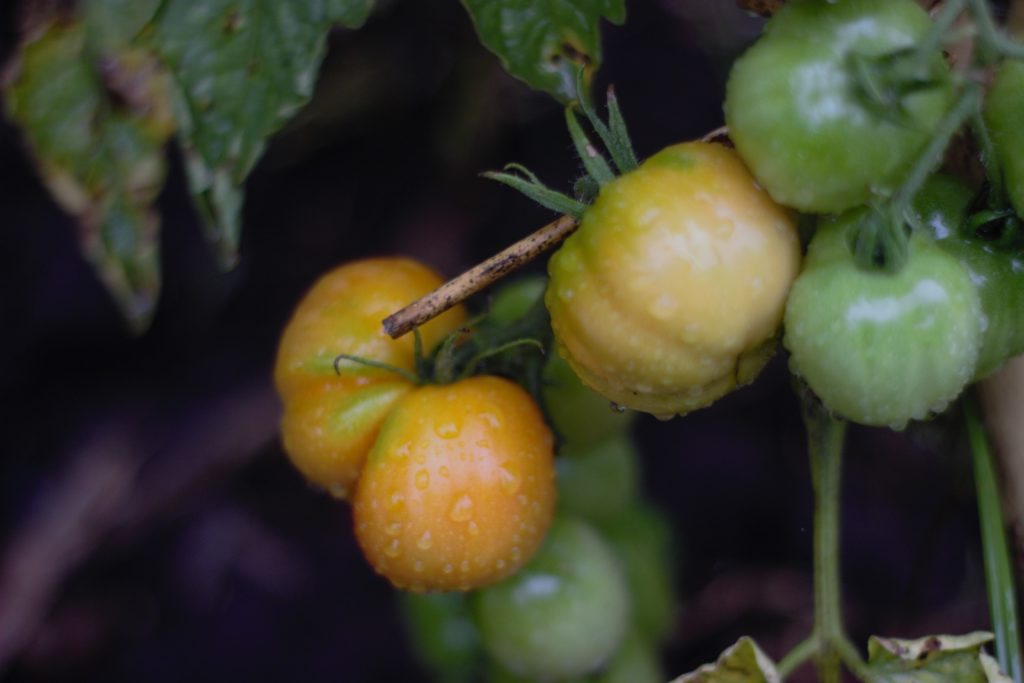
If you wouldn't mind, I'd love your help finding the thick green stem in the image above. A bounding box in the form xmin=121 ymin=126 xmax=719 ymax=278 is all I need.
xmin=964 ymin=391 xmax=1024 ymax=683
xmin=806 ymin=401 xmax=846 ymax=682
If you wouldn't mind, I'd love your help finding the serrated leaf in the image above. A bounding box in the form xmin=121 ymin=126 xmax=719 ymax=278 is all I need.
xmin=669 ymin=637 xmax=780 ymax=683
xmin=867 ymin=632 xmax=1012 ymax=683
xmin=460 ymin=0 xmax=626 ymax=102
xmin=4 ymin=17 xmax=175 ymax=329
xmin=153 ymin=0 xmax=374 ymax=266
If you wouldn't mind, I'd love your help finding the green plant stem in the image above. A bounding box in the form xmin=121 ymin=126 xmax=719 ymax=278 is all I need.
xmin=892 ymin=81 xmax=982 ymax=219
xmin=806 ymin=400 xmax=847 ymax=683
xmin=971 ymin=109 xmax=1007 ymax=211
xmin=968 ymin=0 xmax=1024 ymax=62
xmin=964 ymin=391 xmax=1023 ymax=683
xmin=777 ymin=634 xmax=818 ymax=679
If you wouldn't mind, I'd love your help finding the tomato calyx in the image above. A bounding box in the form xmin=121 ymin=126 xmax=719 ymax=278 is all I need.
xmin=483 ymin=79 xmax=638 ymax=219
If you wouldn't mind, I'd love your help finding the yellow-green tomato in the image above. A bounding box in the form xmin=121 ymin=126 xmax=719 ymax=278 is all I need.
xmin=274 ymin=257 xmax=467 ymax=499
xmin=546 ymin=142 xmax=801 ymax=419
xmin=556 ymin=433 xmax=639 ymax=524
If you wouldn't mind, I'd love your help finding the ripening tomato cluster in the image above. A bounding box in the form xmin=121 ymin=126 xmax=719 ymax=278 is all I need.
xmin=274 ymin=258 xmax=558 ymax=593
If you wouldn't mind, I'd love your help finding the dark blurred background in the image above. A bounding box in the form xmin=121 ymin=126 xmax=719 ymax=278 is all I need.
xmin=0 ymin=1 xmax=994 ymax=681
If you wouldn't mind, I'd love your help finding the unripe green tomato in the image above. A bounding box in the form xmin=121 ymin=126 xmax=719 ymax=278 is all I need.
xmin=487 ymin=277 xmax=635 ymax=446
xmin=725 ymin=0 xmax=953 ymax=213
xmin=471 ymin=516 xmax=630 ymax=682
xmin=556 ymin=433 xmax=639 ymax=524
xmin=586 ymin=630 xmax=664 ymax=683
xmin=784 ymin=210 xmax=982 ymax=428
xmin=912 ymin=174 xmax=1024 ymax=378
xmin=486 ymin=630 xmax=662 ymax=683
xmin=400 ymin=592 xmax=481 ymax=683
xmin=547 ymin=142 xmax=801 ymax=419
xmin=598 ymin=503 xmax=678 ymax=643
xmin=985 ymin=60 xmax=1024 ymax=219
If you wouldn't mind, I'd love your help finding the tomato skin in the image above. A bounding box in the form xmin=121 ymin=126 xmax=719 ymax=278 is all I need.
xmin=784 ymin=210 xmax=982 ymax=428
xmin=912 ymin=174 xmax=1024 ymax=378
xmin=471 ymin=516 xmax=630 ymax=681
xmin=725 ymin=0 xmax=953 ymax=213
xmin=985 ymin=60 xmax=1024 ymax=219
xmin=353 ymin=375 xmax=556 ymax=592
xmin=274 ymin=258 xmax=467 ymax=498
xmin=546 ymin=141 xmax=800 ymax=418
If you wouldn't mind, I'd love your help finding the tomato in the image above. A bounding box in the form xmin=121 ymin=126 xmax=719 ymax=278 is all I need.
xmin=586 ymin=631 xmax=664 ymax=683
xmin=471 ymin=516 xmax=630 ymax=681
xmin=985 ymin=60 xmax=1024 ymax=219
xmin=353 ymin=375 xmax=556 ymax=592
xmin=598 ymin=503 xmax=678 ymax=643
xmin=546 ymin=141 xmax=800 ymax=419
xmin=487 ymin=276 xmax=636 ymax=446
xmin=784 ymin=210 xmax=982 ymax=428
xmin=911 ymin=174 xmax=1024 ymax=378
xmin=400 ymin=592 xmax=481 ymax=683
xmin=274 ymin=258 xmax=467 ymax=498
xmin=556 ymin=434 xmax=639 ymax=524
xmin=725 ymin=0 xmax=953 ymax=213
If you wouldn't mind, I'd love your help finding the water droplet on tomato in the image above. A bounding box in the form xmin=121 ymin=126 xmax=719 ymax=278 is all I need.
xmin=467 ymin=521 xmax=480 ymax=536
xmin=449 ymin=494 xmax=474 ymax=522
xmin=417 ymin=531 xmax=433 ymax=550
xmin=439 ymin=465 xmax=450 ymax=478
xmin=436 ymin=422 xmax=460 ymax=438
xmin=384 ymin=539 xmax=400 ymax=558
xmin=498 ymin=462 xmax=521 ymax=495
xmin=415 ymin=470 xmax=430 ymax=490
xmin=386 ymin=522 xmax=402 ymax=536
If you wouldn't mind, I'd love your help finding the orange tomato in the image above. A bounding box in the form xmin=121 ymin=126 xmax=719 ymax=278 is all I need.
xmin=353 ymin=375 xmax=556 ymax=592
xmin=274 ymin=258 xmax=467 ymax=498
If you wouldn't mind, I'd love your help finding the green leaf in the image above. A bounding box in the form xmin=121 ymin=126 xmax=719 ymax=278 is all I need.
xmin=867 ymin=632 xmax=1013 ymax=683
xmin=152 ymin=0 xmax=374 ymax=266
xmin=460 ymin=0 xmax=626 ymax=102
xmin=84 ymin=0 xmax=162 ymax=51
xmin=669 ymin=637 xmax=780 ymax=683
xmin=4 ymin=17 xmax=176 ymax=329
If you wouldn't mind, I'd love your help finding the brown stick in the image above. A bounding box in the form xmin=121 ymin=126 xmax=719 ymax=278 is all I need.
xmin=382 ymin=214 xmax=579 ymax=339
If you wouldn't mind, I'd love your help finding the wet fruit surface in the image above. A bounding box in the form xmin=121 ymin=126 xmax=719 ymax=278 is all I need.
xmin=353 ymin=375 xmax=556 ymax=592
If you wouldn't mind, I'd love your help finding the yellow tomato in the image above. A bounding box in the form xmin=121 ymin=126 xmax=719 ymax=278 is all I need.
xmin=353 ymin=376 xmax=556 ymax=592
xmin=546 ymin=142 xmax=800 ymax=418
xmin=274 ymin=257 xmax=467 ymax=498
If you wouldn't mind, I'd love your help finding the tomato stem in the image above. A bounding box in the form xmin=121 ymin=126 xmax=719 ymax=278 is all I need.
xmin=964 ymin=391 xmax=1024 ymax=683
xmin=968 ymin=0 xmax=1024 ymax=62
xmin=382 ymin=214 xmax=578 ymax=339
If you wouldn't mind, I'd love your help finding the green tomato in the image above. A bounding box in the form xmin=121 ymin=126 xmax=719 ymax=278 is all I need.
xmin=725 ymin=0 xmax=953 ymax=213
xmin=985 ymin=60 xmax=1024 ymax=219
xmin=784 ymin=209 xmax=982 ymax=428
xmin=584 ymin=631 xmax=664 ymax=683
xmin=471 ymin=516 xmax=630 ymax=682
xmin=487 ymin=276 xmax=635 ymax=446
xmin=400 ymin=592 xmax=481 ymax=683
xmin=486 ymin=630 xmax=662 ymax=683
xmin=912 ymin=174 xmax=1024 ymax=378
xmin=598 ymin=503 xmax=678 ymax=643
xmin=556 ymin=433 xmax=640 ymax=524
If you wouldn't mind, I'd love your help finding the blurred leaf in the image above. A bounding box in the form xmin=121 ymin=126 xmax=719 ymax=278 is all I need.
xmin=152 ymin=0 xmax=374 ymax=266
xmin=84 ymin=0 xmax=161 ymax=51
xmin=4 ymin=17 xmax=176 ymax=328
xmin=669 ymin=637 xmax=780 ymax=683
xmin=460 ymin=0 xmax=625 ymax=102
xmin=867 ymin=632 xmax=1012 ymax=683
